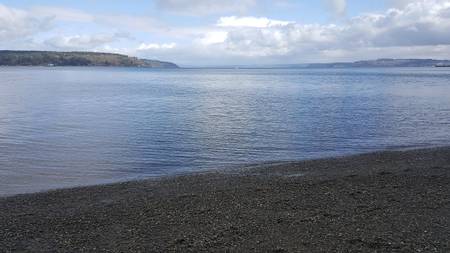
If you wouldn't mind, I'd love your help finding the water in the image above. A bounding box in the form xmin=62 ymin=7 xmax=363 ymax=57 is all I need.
xmin=1 ymin=67 xmax=450 ymax=195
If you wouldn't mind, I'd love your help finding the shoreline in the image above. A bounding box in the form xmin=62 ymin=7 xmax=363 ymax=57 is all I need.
xmin=1 ymin=147 xmax=450 ymax=251
xmin=2 ymin=144 xmax=445 ymax=198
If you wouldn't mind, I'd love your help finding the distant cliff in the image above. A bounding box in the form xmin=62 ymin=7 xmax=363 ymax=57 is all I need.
xmin=0 ymin=51 xmax=179 ymax=68
xmin=303 ymin=59 xmax=450 ymax=68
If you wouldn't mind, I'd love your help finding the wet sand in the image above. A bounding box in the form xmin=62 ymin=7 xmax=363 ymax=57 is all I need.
xmin=1 ymin=147 xmax=450 ymax=252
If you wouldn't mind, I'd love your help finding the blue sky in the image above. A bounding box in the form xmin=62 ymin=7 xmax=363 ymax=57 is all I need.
xmin=1 ymin=0 xmax=450 ymax=65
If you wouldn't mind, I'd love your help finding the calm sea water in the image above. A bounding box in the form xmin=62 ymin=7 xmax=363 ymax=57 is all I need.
xmin=1 ymin=67 xmax=450 ymax=195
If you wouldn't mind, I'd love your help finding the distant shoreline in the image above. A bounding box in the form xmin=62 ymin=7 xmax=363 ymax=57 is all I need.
xmin=2 ymin=51 xmax=450 ymax=69
xmin=0 ymin=50 xmax=179 ymax=68
xmin=2 ymin=146 xmax=449 ymax=251
xmin=183 ymin=58 xmax=450 ymax=69
xmin=2 ymin=65 xmax=449 ymax=70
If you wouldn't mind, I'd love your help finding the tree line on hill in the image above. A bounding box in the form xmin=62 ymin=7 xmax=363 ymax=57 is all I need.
xmin=0 ymin=51 xmax=178 ymax=68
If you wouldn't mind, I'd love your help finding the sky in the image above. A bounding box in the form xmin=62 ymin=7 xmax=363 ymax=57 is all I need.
xmin=1 ymin=0 xmax=450 ymax=66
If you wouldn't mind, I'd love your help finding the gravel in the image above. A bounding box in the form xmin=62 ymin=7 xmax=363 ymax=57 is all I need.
xmin=1 ymin=147 xmax=449 ymax=252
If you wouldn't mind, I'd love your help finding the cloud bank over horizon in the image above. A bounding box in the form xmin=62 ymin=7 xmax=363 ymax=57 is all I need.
xmin=1 ymin=0 xmax=450 ymax=65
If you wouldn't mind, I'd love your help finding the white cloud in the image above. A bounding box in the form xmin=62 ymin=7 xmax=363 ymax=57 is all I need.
xmin=199 ymin=31 xmax=228 ymax=45
xmin=32 ymin=6 xmax=166 ymax=33
xmin=0 ymin=4 xmax=52 ymax=41
xmin=44 ymin=33 xmax=129 ymax=51
xmin=0 ymin=4 xmax=168 ymax=52
xmin=133 ymin=0 xmax=450 ymax=65
xmin=155 ymin=0 xmax=256 ymax=15
xmin=324 ymin=0 xmax=347 ymax=17
xmin=138 ymin=42 xmax=176 ymax=50
xmin=173 ymin=0 xmax=450 ymax=64
xmin=217 ymin=16 xmax=292 ymax=28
